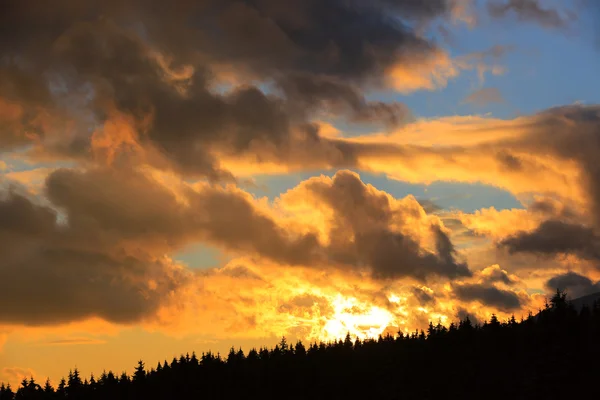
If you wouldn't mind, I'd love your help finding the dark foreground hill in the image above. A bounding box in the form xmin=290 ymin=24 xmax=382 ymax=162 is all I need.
xmin=570 ymin=291 xmax=600 ymax=311
xmin=2 ymin=290 xmax=600 ymax=400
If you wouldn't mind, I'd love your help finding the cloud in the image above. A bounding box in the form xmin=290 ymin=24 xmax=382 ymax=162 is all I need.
xmin=463 ymin=87 xmax=504 ymax=106
xmin=487 ymin=0 xmax=577 ymax=29
xmin=0 ymin=0 xmax=596 ymax=347
xmin=1 ymin=367 xmax=36 ymax=385
xmin=44 ymin=167 xmax=320 ymax=265
xmin=278 ymin=73 xmax=413 ymax=127
xmin=148 ymin=255 xmax=531 ymax=343
xmin=458 ymin=207 xmax=541 ymax=241
xmin=387 ymin=44 xmax=510 ymax=93
xmin=40 ymin=337 xmax=107 ymax=346
xmin=453 ymin=283 xmax=524 ymax=311
xmin=477 ymin=265 xmax=519 ymax=286
xmin=0 ymin=318 xmax=120 ymax=353
xmin=340 ymin=105 xmax=600 ymax=268
xmin=0 ymin=0 xmax=585 ymax=191
xmin=456 ymin=307 xmax=482 ymax=325
xmin=0 ymin=0 xmax=479 ymax=181
xmin=0 ymin=165 xmax=475 ymax=327
xmin=50 ymin=167 xmax=471 ymax=282
xmin=500 ymin=220 xmax=600 ymax=262
xmin=0 ymin=180 xmax=190 ymax=326
xmin=457 ymin=195 xmax=581 ymax=242
xmin=0 ymin=98 xmax=29 ymax=149
xmin=23 ymin=102 xmax=596 ymax=302
xmin=545 ymin=271 xmax=600 ymax=298
xmin=279 ymin=170 xmax=471 ymax=280
xmin=6 ymin=100 xmax=598 ymax=327
xmin=411 ymin=286 xmax=436 ymax=305
xmin=386 ymin=49 xmax=461 ymax=93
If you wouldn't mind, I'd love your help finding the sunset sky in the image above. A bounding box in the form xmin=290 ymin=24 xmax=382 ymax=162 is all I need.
xmin=2 ymin=0 xmax=600 ymax=386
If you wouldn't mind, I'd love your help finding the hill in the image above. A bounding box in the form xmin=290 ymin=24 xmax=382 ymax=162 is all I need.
xmin=570 ymin=291 xmax=600 ymax=311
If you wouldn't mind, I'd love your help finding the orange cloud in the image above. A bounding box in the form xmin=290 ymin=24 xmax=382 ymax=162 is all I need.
xmin=0 ymin=0 xmax=595 ymax=389
xmin=3 ymin=105 xmax=597 ymax=371
xmin=0 ymin=159 xmax=553 ymax=342
xmin=91 ymin=108 xmax=148 ymax=166
xmin=0 ymin=98 xmax=24 ymax=122
xmin=210 ymin=107 xmax=590 ymax=226
xmin=386 ymin=49 xmax=460 ymax=93
xmin=386 ymin=44 xmax=509 ymax=93
xmin=38 ymin=337 xmax=107 ymax=347
xmin=0 ymin=318 xmax=122 ymax=348
xmin=1 ymin=367 xmax=36 ymax=386
xmin=458 ymin=207 xmax=543 ymax=241
xmin=0 ymin=97 xmax=38 ymax=149
xmin=449 ymin=0 xmax=478 ymax=27
xmin=145 ymin=258 xmax=506 ymax=342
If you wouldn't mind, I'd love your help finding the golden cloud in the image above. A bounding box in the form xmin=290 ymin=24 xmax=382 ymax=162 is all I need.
xmin=0 ymin=162 xmax=544 ymax=347
xmin=386 ymin=49 xmax=460 ymax=93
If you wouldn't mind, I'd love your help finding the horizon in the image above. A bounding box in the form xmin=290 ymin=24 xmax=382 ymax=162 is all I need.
xmin=2 ymin=0 xmax=600 ymax=387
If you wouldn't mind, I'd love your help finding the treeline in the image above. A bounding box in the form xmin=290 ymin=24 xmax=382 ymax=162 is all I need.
xmin=2 ymin=290 xmax=600 ymax=400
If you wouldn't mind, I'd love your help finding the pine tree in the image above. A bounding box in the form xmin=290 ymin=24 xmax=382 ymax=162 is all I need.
xmin=43 ymin=378 xmax=53 ymax=394
xmin=344 ymin=332 xmax=353 ymax=349
xmin=133 ymin=360 xmax=146 ymax=383
xmin=279 ymin=336 xmax=288 ymax=352
xmin=56 ymin=378 xmax=66 ymax=398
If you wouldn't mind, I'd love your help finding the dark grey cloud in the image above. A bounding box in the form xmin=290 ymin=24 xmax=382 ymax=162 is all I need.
xmin=454 ymin=283 xmax=523 ymax=311
xmin=411 ymin=287 xmax=436 ymax=305
xmin=0 ymin=65 xmax=55 ymax=149
xmin=219 ymin=265 xmax=264 ymax=281
xmin=0 ymin=0 xmax=459 ymax=178
xmin=277 ymin=73 xmax=412 ymax=127
xmin=528 ymin=198 xmax=577 ymax=220
xmin=197 ymin=0 xmax=454 ymax=81
xmin=303 ymin=170 xmax=471 ymax=281
xmin=480 ymin=266 xmax=517 ymax=286
xmin=0 ymin=247 xmax=182 ymax=326
xmin=546 ymin=271 xmax=600 ymax=298
xmin=0 ymin=187 xmax=188 ymax=326
xmin=487 ymin=0 xmax=576 ymax=29
xmin=500 ymin=220 xmax=600 ymax=261
xmin=45 ymin=167 xmax=321 ymax=266
xmin=277 ymin=294 xmax=333 ymax=317
xmin=0 ymin=166 xmax=321 ymax=325
xmin=495 ymin=151 xmax=523 ymax=172
xmin=456 ymin=307 xmax=482 ymax=325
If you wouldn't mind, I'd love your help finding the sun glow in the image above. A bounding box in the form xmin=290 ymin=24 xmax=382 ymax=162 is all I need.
xmin=319 ymin=294 xmax=397 ymax=342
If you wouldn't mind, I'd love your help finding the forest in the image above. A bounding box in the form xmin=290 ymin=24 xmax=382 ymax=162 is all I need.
xmin=1 ymin=290 xmax=598 ymax=400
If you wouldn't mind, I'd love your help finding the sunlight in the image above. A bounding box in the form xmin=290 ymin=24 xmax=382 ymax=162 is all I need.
xmin=388 ymin=294 xmax=401 ymax=303
xmin=319 ymin=294 xmax=397 ymax=341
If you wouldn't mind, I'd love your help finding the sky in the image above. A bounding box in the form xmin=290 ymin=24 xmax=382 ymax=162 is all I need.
xmin=1 ymin=0 xmax=600 ymax=387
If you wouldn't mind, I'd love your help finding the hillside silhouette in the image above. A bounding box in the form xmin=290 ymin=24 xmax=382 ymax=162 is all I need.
xmin=1 ymin=290 xmax=599 ymax=400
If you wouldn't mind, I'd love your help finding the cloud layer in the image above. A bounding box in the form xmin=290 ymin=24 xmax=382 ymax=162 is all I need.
xmin=0 ymin=0 xmax=598 ymax=371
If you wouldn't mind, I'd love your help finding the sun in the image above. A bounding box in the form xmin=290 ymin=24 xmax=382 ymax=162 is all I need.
xmin=319 ymin=294 xmax=398 ymax=342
